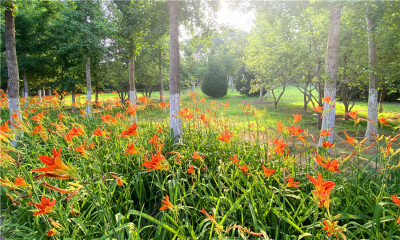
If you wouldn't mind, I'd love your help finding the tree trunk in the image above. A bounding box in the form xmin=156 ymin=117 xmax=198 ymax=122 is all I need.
xmin=365 ymin=10 xmax=378 ymax=141
xmin=129 ymin=49 xmax=136 ymax=107
xmin=42 ymin=87 xmax=46 ymax=97
xmin=303 ymin=91 xmax=308 ymax=111
xmin=86 ymin=57 xmax=92 ymax=116
xmin=159 ymin=49 xmax=166 ymax=112
xmin=71 ymin=90 xmax=75 ymax=111
xmin=379 ymin=83 xmax=386 ymax=113
xmin=169 ymin=0 xmax=182 ymax=143
xmin=259 ymin=86 xmax=263 ymax=102
xmin=48 ymin=89 xmax=52 ymax=97
xmin=5 ymin=1 xmax=21 ymax=126
xmin=319 ymin=5 xmax=341 ymax=146
xmin=95 ymin=81 xmax=99 ymax=104
xmin=38 ymin=89 xmax=42 ymax=102
xmin=230 ymin=75 xmax=234 ymax=92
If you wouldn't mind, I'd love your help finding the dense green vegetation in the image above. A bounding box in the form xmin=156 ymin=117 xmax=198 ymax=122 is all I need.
xmin=1 ymin=0 xmax=400 ymax=239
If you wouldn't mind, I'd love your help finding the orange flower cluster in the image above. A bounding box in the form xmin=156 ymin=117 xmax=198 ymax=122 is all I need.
xmin=307 ymin=172 xmax=335 ymax=209
xmin=218 ymin=127 xmax=232 ymax=143
xmin=314 ymin=150 xmax=340 ymax=172
xmin=271 ymin=138 xmax=288 ymax=155
xmin=28 ymin=196 xmax=56 ymax=216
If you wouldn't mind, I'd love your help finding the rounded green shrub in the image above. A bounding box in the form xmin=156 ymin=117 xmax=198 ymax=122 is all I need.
xmin=201 ymin=60 xmax=228 ymax=98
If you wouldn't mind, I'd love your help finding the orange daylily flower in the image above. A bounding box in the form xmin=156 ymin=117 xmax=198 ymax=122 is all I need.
xmin=240 ymin=164 xmax=248 ymax=174
xmin=293 ymin=114 xmax=302 ymax=123
xmin=199 ymin=114 xmax=208 ymax=124
xmin=57 ymin=113 xmax=64 ymax=122
xmin=124 ymin=144 xmax=139 ymax=155
xmin=322 ymin=141 xmax=335 ymax=149
xmin=345 ymin=111 xmax=358 ymax=120
xmin=13 ymin=176 xmax=27 ymax=187
xmin=322 ymin=219 xmax=339 ymax=239
xmin=160 ymin=195 xmax=175 ymax=211
xmin=271 ymin=138 xmax=288 ymax=155
xmin=287 ymin=126 xmax=305 ymax=136
xmin=187 ymin=165 xmax=195 ymax=174
xmin=314 ymin=150 xmax=340 ymax=172
xmin=110 ymin=173 xmax=125 ymax=186
xmin=32 ymin=125 xmax=45 ymax=135
xmin=31 ymin=112 xmax=45 ymax=123
xmin=28 ymin=196 xmax=56 ymax=216
xmin=156 ymin=125 xmax=163 ymax=133
xmin=262 ymin=166 xmax=276 ymax=178
xmin=46 ymin=229 xmax=57 ymax=237
xmin=314 ymin=106 xmax=323 ymax=113
xmin=276 ymin=120 xmax=284 ymax=133
xmin=31 ymin=147 xmax=70 ymax=174
xmin=126 ymin=105 xmax=137 ymax=116
xmin=391 ymin=194 xmax=400 ymax=224
xmin=142 ymin=151 xmax=168 ymax=172
xmin=319 ymin=129 xmax=333 ymax=137
xmin=230 ymin=155 xmax=240 ymax=166
xmin=192 ymin=151 xmax=203 ymax=161
xmin=121 ymin=123 xmax=138 ymax=137
xmin=218 ymin=127 xmax=232 ymax=143
xmin=321 ymin=96 xmax=331 ymax=104
xmin=378 ymin=117 xmax=388 ymax=126
xmin=92 ymin=127 xmax=107 ymax=136
xmin=0 ymin=121 xmax=13 ymax=142
xmin=101 ymin=114 xmax=117 ymax=124
xmin=286 ymin=176 xmax=300 ymax=188
xmin=75 ymin=143 xmax=87 ymax=156
xmin=342 ymin=131 xmax=355 ymax=145
xmin=148 ymin=134 xmax=159 ymax=146
xmin=307 ymin=172 xmax=335 ymax=209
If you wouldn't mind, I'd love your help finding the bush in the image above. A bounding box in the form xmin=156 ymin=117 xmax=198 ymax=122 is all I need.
xmin=235 ymin=67 xmax=267 ymax=97
xmin=201 ymin=60 xmax=228 ymax=98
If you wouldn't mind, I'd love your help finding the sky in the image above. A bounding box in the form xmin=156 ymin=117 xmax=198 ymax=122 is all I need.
xmin=216 ymin=0 xmax=255 ymax=32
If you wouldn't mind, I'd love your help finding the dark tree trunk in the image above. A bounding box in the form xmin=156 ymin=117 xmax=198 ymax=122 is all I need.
xmin=169 ymin=0 xmax=182 ymax=142
xmin=271 ymin=84 xmax=286 ymax=109
xmin=71 ymin=90 xmax=76 ymax=111
xmin=319 ymin=5 xmax=341 ymax=146
xmin=379 ymin=83 xmax=386 ymax=113
xmin=5 ymin=0 xmax=21 ymax=130
xmin=365 ymin=9 xmax=378 ymax=141
xmin=95 ymin=81 xmax=99 ymax=103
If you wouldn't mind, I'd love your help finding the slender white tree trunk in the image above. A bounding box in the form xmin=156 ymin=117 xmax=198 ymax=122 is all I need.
xmin=365 ymin=11 xmax=378 ymax=141
xmin=86 ymin=57 xmax=92 ymax=116
xmin=318 ymin=5 xmax=342 ymax=146
xmin=159 ymin=49 xmax=166 ymax=113
xmin=38 ymin=89 xmax=42 ymax=102
xmin=5 ymin=1 xmax=21 ymax=145
xmin=259 ymin=86 xmax=263 ymax=101
xmin=129 ymin=50 xmax=136 ymax=107
xmin=42 ymin=87 xmax=46 ymax=97
xmin=169 ymin=0 xmax=182 ymax=143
